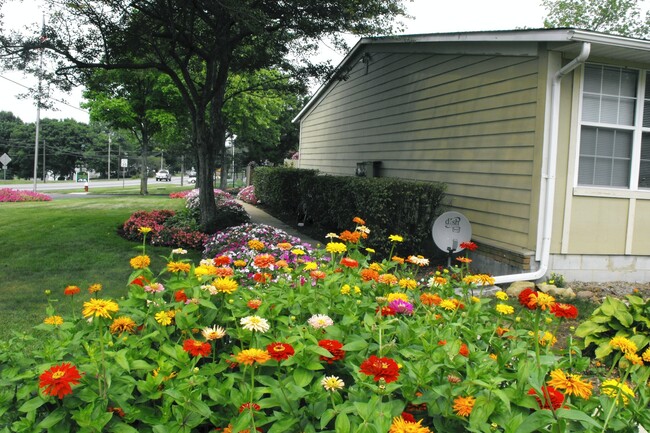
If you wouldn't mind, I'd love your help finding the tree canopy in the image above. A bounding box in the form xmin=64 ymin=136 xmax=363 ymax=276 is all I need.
xmin=1 ymin=0 xmax=408 ymax=231
xmin=542 ymin=0 xmax=650 ymax=37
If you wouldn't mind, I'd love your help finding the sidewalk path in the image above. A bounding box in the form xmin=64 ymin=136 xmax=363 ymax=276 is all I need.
xmin=236 ymin=200 xmax=322 ymax=248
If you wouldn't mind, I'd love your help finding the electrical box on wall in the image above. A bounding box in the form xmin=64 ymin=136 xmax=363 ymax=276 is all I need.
xmin=355 ymin=161 xmax=381 ymax=177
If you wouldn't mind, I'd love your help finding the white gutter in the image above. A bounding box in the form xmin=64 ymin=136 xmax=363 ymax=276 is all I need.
xmin=493 ymin=42 xmax=591 ymax=285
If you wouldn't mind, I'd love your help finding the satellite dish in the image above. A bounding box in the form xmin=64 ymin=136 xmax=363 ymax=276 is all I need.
xmin=432 ymin=211 xmax=472 ymax=254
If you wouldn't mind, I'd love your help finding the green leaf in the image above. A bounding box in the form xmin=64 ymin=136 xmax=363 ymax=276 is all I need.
xmin=595 ymin=343 xmax=613 ymax=359
xmin=108 ymin=422 xmax=141 ymax=433
xmin=335 ymin=412 xmax=351 ymax=433
xmin=292 ymin=367 xmax=313 ymax=387
xmin=341 ymin=339 xmax=368 ymax=352
xmin=18 ymin=396 xmax=46 ymax=413
xmin=556 ymin=408 xmax=603 ymax=429
xmin=320 ymin=408 xmax=336 ymax=429
xmin=36 ymin=407 xmax=66 ymax=429
xmin=114 ymin=349 xmax=130 ymax=372
xmin=574 ymin=321 xmax=608 ymax=338
xmin=514 ymin=410 xmax=556 ymax=433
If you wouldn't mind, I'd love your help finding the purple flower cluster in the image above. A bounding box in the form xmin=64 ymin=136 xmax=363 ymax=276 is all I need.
xmin=0 ymin=188 xmax=52 ymax=202
xmin=185 ymin=188 xmax=233 ymax=210
xmin=236 ymin=185 xmax=258 ymax=204
xmin=203 ymin=223 xmax=315 ymax=267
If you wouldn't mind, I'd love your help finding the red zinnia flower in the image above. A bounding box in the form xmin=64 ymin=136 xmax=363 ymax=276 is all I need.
xmin=318 ymin=339 xmax=346 ymax=364
xmin=518 ymin=288 xmax=538 ymax=310
xmin=39 ymin=362 xmax=82 ymax=399
xmin=401 ymin=411 xmax=416 ymax=423
xmin=551 ymin=303 xmax=578 ymax=319
xmin=213 ymin=255 xmax=232 ymax=266
xmin=376 ymin=306 xmax=396 ymax=316
xmin=310 ymin=270 xmax=327 ymax=280
xmin=247 ymin=299 xmax=262 ymax=309
xmin=459 ymin=343 xmax=469 ymax=357
xmin=266 ymin=342 xmax=295 ymax=361
xmin=130 ymin=276 xmax=148 ymax=287
xmin=253 ymin=272 xmax=271 ymax=283
xmin=528 ymin=386 xmax=565 ymax=410
xmin=239 ymin=402 xmax=261 ymax=413
xmin=63 ymin=285 xmax=80 ymax=296
xmin=460 ymin=241 xmax=478 ymax=251
xmin=174 ymin=289 xmax=188 ymax=303
xmin=359 ymin=355 xmax=400 ymax=383
xmin=340 ymin=257 xmax=359 ymax=268
xmin=182 ymin=339 xmax=211 ymax=357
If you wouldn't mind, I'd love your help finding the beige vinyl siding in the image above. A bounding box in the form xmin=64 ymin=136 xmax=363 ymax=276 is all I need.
xmin=566 ymin=196 xmax=629 ymax=253
xmin=631 ymin=200 xmax=650 ymax=254
xmin=299 ymin=49 xmax=541 ymax=250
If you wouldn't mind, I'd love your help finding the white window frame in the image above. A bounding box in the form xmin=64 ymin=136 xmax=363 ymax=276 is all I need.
xmin=574 ymin=62 xmax=650 ymax=197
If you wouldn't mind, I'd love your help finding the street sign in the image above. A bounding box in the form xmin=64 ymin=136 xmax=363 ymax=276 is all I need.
xmin=0 ymin=153 xmax=11 ymax=166
xmin=120 ymin=158 xmax=128 ymax=168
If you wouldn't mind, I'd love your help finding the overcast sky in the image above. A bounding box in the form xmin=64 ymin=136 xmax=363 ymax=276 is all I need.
xmin=0 ymin=0 xmax=548 ymax=124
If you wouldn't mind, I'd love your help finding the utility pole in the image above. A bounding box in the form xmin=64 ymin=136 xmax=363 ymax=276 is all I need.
xmin=32 ymin=16 xmax=45 ymax=192
xmin=42 ymin=140 xmax=46 ymax=182
xmin=107 ymin=132 xmax=111 ymax=180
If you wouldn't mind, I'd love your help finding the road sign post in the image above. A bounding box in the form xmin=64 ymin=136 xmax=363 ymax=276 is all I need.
xmin=1 ymin=153 xmax=12 ymax=181
xmin=121 ymin=158 xmax=128 ymax=188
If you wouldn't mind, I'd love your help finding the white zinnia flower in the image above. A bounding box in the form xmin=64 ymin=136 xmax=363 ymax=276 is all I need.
xmin=307 ymin=314 xmax=333 ymax=329
xmin=172 ymin=248 xmax=188 ymax=255
xmin=240 ymin=315 xmax=270 ymax=333
xmin=202 ymin=325 xmax=227 ymax=341
xmin=321 ymin=375 xmax=345 ymax=391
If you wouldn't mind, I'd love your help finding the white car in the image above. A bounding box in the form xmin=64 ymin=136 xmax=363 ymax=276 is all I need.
xmin=155 ymin=169 xmax=172 ymax=181
xmin=188 ymin=172 xmax=196 ymax=183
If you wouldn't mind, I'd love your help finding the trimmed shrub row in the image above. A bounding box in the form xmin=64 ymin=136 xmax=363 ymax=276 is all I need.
xmin=253 ymin=167 xmax=446 ymax=256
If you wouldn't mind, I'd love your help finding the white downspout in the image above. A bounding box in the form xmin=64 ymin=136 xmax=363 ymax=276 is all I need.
xmin=493 ymin=42 xmax=591 ymax=285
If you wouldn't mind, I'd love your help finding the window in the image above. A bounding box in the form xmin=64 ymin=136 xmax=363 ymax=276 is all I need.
xmin=578 ymin=64 xmax=650 ymax=190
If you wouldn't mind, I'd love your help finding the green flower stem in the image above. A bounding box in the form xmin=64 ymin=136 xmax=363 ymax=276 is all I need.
xmin=96 ymin=317 xmax=107 ymax=401
xmin=533 ymin=308 xmax=542 ymax=367
xmin=275 ymin=364 xmax=298 ymax=418
xmin=249 ymin=365 xmax=257 ymax=433
xmin=600 ymin=369 xmax=631 ymax=433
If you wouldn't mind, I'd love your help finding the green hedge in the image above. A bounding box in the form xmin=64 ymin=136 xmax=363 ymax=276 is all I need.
xmin=254 ymin=167 xmax=446 ymax=257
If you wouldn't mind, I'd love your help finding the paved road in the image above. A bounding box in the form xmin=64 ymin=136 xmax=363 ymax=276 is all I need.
xmin=5 ymin=177 xmax=192 ymax=192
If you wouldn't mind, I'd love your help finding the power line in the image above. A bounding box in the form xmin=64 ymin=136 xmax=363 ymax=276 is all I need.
xmin=0 ymin=73 xmax=89 ymax=114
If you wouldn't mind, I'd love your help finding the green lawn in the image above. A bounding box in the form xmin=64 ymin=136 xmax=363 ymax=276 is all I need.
xmin=0 ymin=192 xmax=202 ymax=341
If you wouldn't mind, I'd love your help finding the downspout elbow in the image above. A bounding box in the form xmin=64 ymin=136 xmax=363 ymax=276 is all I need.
xmin=492 ymin=42 xmax=590 ymax=286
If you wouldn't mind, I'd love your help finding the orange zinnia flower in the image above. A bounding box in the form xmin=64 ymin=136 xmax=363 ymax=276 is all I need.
xmin=420 ymin=292 xmax=442 ymax=306
xmin=360 ymin=268 xmax=380 ymax=282
xmin=235 ymin=348 xmax=271 ymax=365
xmin=352 ymin=216 xmax=366 ymax=225
xmin=214 ymin=266 xmax=235 ymax=277
xmin=340 ymin=257 xmax=359 ymax=268
xmin=339 ymin=230 xmax=361 ymax=243
xmin=452 ymin=395 xmax=476 ymax=417
xmin=39 ymin=362 xmax=82 ymax=399
xmin=253 ymin=253 xmax=276 ymax=269
xmin=64 ymin=285 xmax=80 ymax=296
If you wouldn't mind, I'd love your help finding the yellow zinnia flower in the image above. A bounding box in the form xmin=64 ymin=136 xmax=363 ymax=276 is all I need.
xmin=82 ymin=298 xmax=119 ymax=319
xmin=387 ymin=292 xmax=409 ymax=302
xmin=88 ymin=283 xmax=102 ymax=293
xmin=304 ymin=262 xmax=318 ymax=271
xmin=194 ymin=265 xmax=217 ymax=277
xmin=167 ymin=261 xmax=191 ymax=273
xmin=495 ymin=303 xmax=514 ymax=315
xmin=211 ymin=277 xmax=238 ymax=294
xmin=398 ymin=278 xmax=418 ymax=290
xmin=601 ymin=379 xmax=634 ymax=405
xmin=138 ymin=226 xmax=152 ymax=234
xmin=495 ymin=291 xmax=508 ymax=301
xmin=610 ymin=336 xmax=638 ymax=355
xmin=130 ymin=255 xmax=151 ymax=269
xmin=388 ymin=234 xmax=404 ymax=242
xmin=440 ymin=299 xmax=458 ymax=311
xmin=235 ymin=348 xmax=271 ymax=365
xmin=547 ymin=369 xmax=593 ymax=399
xmin=248 ymin=239 xmax=265 ymax=250
xmin=155 ymin=310 xmax=173 ymax=326
xmin=325 ymin=242 xmax=347 ymax=254
xmin=535 ymin=292 xmax=556 ymax=310
xmin=388 ymin=416 xmax=432 ymax=433
xmin=109 ymin=316 xmax=137 ymax=335
xmin=44 ymin=315 xmax=63 ymax=326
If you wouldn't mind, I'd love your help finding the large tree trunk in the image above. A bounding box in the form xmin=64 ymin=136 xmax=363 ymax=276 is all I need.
xmin=195 ymin=118 xmax=220 ymax=233
xmin=140 ymin=140 xmax=148 ymax=195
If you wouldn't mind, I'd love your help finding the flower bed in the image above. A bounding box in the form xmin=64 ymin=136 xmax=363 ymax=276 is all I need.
xmin=237 ymin=185 xmax=258 ymax=204
xmin=0 ymin=188 xmax=52 ymax=202
xmin=1 ymin=218 xmax=649 ymax=432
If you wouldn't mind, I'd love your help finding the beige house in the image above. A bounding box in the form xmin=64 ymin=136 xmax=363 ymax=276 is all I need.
xmin=293 ymin=29 xmax=650 ymax=283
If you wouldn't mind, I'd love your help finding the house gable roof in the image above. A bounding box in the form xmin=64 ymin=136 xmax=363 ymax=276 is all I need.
xmin=293 ymin=28 xmax=650 ymax=122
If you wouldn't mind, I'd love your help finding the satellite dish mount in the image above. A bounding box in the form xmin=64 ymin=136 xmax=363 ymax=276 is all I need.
xmin=431 ymin=211 xmax=472 ymax=267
